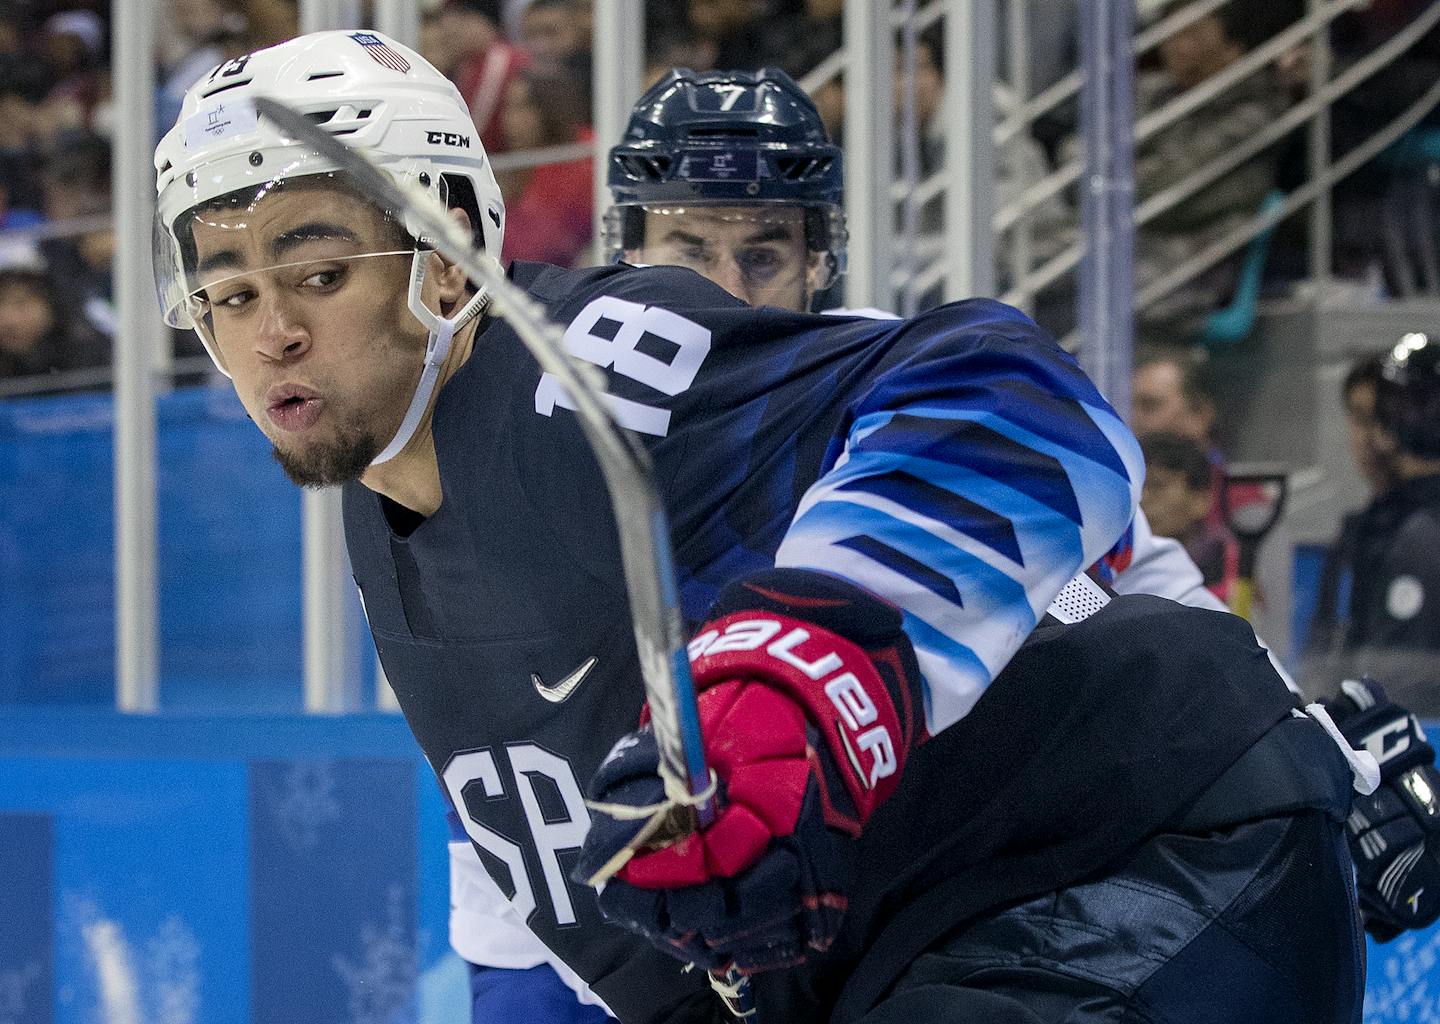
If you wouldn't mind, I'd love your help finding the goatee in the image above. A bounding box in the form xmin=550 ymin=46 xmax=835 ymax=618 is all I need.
xmin=272 ymin=429 xmax=382 ymax=487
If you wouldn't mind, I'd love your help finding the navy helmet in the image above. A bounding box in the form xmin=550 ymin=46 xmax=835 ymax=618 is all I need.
xmin=1378 ymin=332 xmax=1440 ymax=460
xmin=603 ymin=67 xmax=845 ymax=285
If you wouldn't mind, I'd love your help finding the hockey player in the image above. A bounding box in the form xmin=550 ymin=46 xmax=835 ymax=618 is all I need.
xmin=452 ymin=66 xmax=1315 ymax=1022
xmin=154 ymin=33 xmax=1366 ymax=1023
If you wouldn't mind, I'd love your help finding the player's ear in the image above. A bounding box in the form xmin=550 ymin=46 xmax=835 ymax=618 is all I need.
xmin=429 ymin=206 xmax=475 ymax=307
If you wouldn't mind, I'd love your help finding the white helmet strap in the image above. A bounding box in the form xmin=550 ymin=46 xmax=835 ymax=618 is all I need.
xmin=369 ymin=249 xmax=489 ymax=466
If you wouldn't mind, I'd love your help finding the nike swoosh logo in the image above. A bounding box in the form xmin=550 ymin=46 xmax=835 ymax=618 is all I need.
xmin=532 ymin=656 xmax=598 ymax=703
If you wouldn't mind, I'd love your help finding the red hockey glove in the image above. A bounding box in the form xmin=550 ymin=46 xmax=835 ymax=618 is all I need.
xmin=574 ymin=569 xmax=925 ymax=973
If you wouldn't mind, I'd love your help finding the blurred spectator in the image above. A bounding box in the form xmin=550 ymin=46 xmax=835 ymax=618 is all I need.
xmin=0 ymin=59 xmax=51 ymax=206
xmin=1344 ymin=350 xmax=1399 ymax=498
xmin=750 ymin=0 xmax=842 ymax=80
xmin=896 ymin=25 xmax=1067 ymax=298
xmin=0 ymin=6 xmax=17 ymax=58
xmin=1131 ymin=343 xmax=1218 ymax=443
xmin=1332 ymin=333 xmax=1440 ymax=709
xmin=1326 ymin=0 xmax=1440 ymax=282
xmin=0 ymin=265 xmax=107 ymax=389
xmin=0 ymin=154 xmax=46 ymax=268
xmin=898 ymin=25 xmax=946 ymax=177
xmin=499 ymin=57 xmax=594 ymax=267
xmin=421 ymin=0 xmax=529 ymax=156
xmin=1041 ymin=1 xmax=1293 ymax=339
xmin=518 ymin=0 xmax=590 ymax=73
xmin=644 ymin=21 xmax=715 ymax=89
xmin=1140 ymin=431 xmax=1238 ymax=600
xmin=1130 ymin=343 xmax=1270 ymax=547
xmin=637 ymin=1 xmax=845 ymax=138
xmin=239 ymin=0 xmax=298 ymax=48
xmin=1130 ymin=2 xmax=1294 ymax=335
xmin=37 ymin=130 xmax=114 ymax=339
xmin=157 ymin=0 xmax=251 ymax=141
xmin=1305 ymin=351 xmax=1391 ymax=659
xmin=39 ymin=10 xmax=107 ymax=137
xmin=685 ymin=0 xmax=768 ymax=70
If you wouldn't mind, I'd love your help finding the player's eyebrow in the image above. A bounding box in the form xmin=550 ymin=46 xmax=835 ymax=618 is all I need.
xmin=195 ymin=248 xmax=245 ymax=277
xmin=740 ymin=224 xmax=799 ymax=245
xmin=663 ymin=229 xmax=710 ymax=248
xmin=195 ymin=222 xmax=363 ymax=278
xmin=270 ymin=222 xmax=362 ymax=261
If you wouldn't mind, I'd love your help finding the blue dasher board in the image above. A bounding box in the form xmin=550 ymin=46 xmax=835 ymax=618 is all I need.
xmin=0 ymin=711 xmax=448 ymax=1024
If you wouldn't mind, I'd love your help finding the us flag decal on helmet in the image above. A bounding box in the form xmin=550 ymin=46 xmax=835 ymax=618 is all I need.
xmin=350 ymin=32 xmax=411 ymax=73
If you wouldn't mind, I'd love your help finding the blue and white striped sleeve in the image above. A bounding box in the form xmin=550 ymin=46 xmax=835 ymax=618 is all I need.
xmin=773 ymin=302 xmax=1143 ymax=736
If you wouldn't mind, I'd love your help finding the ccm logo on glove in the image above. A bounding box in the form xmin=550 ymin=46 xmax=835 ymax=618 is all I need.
xmin=690 ymin=615 xmax=898 ymax=789
xmin=1359 ymin=715 xmax=1427 ymax=766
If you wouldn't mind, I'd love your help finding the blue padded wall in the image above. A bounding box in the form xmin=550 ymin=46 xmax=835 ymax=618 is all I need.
xmin=0 ymin=387 xmax=303 ymax=708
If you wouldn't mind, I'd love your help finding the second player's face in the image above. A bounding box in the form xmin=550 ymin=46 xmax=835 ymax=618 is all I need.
xmin=188 ymin=185 xmax=429 ymax=486
xmin=633 ymin=206 xmax=818 ymax=311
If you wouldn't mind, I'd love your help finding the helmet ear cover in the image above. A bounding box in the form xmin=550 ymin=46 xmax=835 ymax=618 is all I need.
xmin=440 ymin=172 xmax=489 ymax=253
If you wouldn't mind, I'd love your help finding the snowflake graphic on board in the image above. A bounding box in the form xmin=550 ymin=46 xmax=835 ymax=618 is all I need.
xmin=332 ymin=885 xmax=418 ymax=1024
xmin=56 ymin=890 xmax=144 ymax=1024
xmin=56 ymin=891 xmax=106 ymax=1021
xmin=1367 ymin=930 xmax=1440 ymax=1023
xmin=146 ymin=916 xmax=201 ymax=1024
xmin=267 ymin=761 xmax=343 ymax=852
xmin=0 ymin=959 xmax=42 ymax=1024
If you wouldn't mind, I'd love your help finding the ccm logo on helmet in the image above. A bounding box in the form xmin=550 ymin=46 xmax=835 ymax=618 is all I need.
xmin=689 ymin=617 xmax=898 ymax=787
xmin=426 ymin=130 xmax=471 ymax=148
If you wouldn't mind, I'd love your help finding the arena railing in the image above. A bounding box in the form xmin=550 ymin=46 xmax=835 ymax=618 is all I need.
xmin=983 ymin=0 xmax=1437 ymax=332
xmin=793 ymin=0 xmax=1438 ymax=335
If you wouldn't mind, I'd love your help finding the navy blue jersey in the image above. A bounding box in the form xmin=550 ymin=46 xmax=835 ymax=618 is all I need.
xmin=343 ymin=262 xmax=1142 ymax=1021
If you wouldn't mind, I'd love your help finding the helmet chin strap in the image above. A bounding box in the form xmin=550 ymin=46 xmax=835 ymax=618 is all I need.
xmin=369 ymin=250 xmax=489 ymax=467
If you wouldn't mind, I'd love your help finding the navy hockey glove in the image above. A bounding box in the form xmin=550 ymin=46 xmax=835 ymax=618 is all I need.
xmin=1326 ymin=678 xmax=1440 ymax=941
xmin=573 ymin=569 xmax=925 ymax=974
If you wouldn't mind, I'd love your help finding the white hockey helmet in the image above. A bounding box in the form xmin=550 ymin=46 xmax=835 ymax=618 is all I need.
xmin=153 ymin=30 xmax=504 ymax=463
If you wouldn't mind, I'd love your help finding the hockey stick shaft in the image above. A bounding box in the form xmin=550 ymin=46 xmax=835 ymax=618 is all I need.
xmin=252 ymin=97 xmax=715 ymax=828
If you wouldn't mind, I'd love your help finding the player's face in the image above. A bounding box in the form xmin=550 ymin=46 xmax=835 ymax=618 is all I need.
xmin=188 ymin=185 xmax=429 ymax=487
xmin=632 ymin=206 xmax=820 ymax=311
